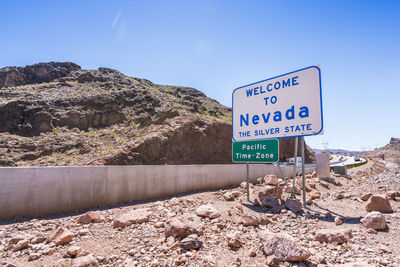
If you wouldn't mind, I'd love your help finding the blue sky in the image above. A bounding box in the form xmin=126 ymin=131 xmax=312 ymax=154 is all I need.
xmin=1 ymin=0 xmax=399 ymax=150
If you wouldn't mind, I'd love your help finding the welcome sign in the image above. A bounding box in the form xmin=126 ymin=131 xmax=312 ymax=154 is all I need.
xmin=232 ymin=66 xmax=323 ymax=141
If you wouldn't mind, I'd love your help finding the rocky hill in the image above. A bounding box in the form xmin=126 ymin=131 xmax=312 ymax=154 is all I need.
xmin=0 ymin=62 xmax=314 ymax=167
xmin=365 ymin=137 xmax=400 ymax=165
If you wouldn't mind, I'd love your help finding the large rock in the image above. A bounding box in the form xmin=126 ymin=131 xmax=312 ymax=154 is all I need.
xmin=76 ymin=212 xmax=104 ymax=224
xmin=180 ymin=234 xmax=202 ymax=250
xmin=365 ymin=194 xmax=393 ymax=213
xmin=195 ymin=204 xmax=221 ymax=219
xmin=227 ymin=232 xmax=241 ymax=248
xmin=360 ymin=193 xmax=372 ymax=201
xmin=241 ymin=215 xmax=259 ymax=226
xmin=223 ymin=192 xmax=234 ymax=201
xmin=315 ymin=229 xmax=352 ymax=244
xmin=47 ymin=227 xmax=74 ymax=245
xmin=309 ymin=190 xmax=321 ymax=200
xmin=164 ymin=217 xmax=203 ymax=239
xmin=71 ymin=254 xmax=99 ymax=267
xmin=361 ymin=211 xmax=387 ymax=230
xmin=261 ymin=196 xmax=280 ymax=208
xmin=11 ymin=239 xmax=29 ymax=252
xmin=259 ymin=231 xmax=310 ymax=262
xmin=264 ymin=175 xmax=278 ymax=186
xmin=258 ymin=186 xmax=283 ymax=202
xmin=113 ymin=208 xmax=150 ymax=228
xmin=284 ymin=199 xmax=303 ymax=213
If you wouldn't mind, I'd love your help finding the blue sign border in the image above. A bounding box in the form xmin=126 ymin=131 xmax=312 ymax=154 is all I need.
xmin=232 ymin=65 xmax=323 ymax=142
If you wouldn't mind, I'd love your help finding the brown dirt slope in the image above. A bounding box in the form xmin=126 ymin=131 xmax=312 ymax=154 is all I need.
xmin=365 ymin=137 xmax=400 ymax=165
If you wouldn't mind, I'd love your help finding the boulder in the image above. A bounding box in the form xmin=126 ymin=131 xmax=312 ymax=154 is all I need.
xmin=28 ymin=253 xmax=41 ymax=261
xmin=76 ymin=212 xmax=104 ymax=224
xmin=360 ymin=193 xmax=373 ymax=201
xmin=223 ymin=192 xmax=234 ymax=201
xmin=284 ymin=199 xmax=303 ymax=213
xmin=361 ymin=211 xmax=386 ymax=230
xmin=258 ymin=186 xmax=283 ymax=202
xmin=180 ymin=234 xmax=202 ymax=250
xmin=261 ymin=196 xmax=280 ymax=208
xmin=113 ymin=208 xmax=150 ymax=228
xmin=365 ymin=194 xmax=393 ymax=213
xmin=259 ymin=231 xmax=310 ymax=262
xmin=31 ymin=234 xmax=46 ymax=244
xmin=11 ymin=239 xmax=29 ymax=252
xmin=309 ymin=190 xmax=321 ymax=200
xmin=241 ymin=215 xmax=259 ymax=226
xmin=164 ymin=217 xmax=203 ymax=239
xmin=315 ymin=229 xmax=352 ymax=244
xmin=264 ymin=174 xmax=278 ymax=186
xmin=67 ymin=246 xmax=81 ymax=256
xmin=71 ymin=254 xmax=99 ymax=267
xmin=227 ymin=232 xmax=241 ymax=248
xmin=47 ymin=227 xmax=74 ymax=246
xmin=195 ymin=204 xmax=221 ymax=219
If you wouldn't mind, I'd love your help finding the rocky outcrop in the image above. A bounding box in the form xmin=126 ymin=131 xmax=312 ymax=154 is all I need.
xmin=365 ymin=137 xmax=400 ymax=164
xmin=0 ymin=62 xmax=80 ymax=87
xmin=0 ymin=61 xmax=315 ymax=166
xmin=89 ymin=116 xmax=232 ymax=165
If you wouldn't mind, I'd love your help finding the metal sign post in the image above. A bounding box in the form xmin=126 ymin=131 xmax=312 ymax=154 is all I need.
xmin=246 ymin=163 xmax=250 ymax=202
xmin=301 ymin=136 xmax=306 ymax=207
xmin=291 ymin=137 xmax=298 ymax=198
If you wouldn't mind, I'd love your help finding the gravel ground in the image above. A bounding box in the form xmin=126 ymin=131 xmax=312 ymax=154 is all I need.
xmin=1 ymin=160 xmax=399 ymax=267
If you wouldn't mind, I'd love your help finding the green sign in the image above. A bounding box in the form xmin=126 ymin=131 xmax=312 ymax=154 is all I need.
xmin=232 ymin=139 xmax=279 ymax=163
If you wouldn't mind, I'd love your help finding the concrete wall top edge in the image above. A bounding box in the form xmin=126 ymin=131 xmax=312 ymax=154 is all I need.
xmin=0 ymin=164 xmax=316 ymax=170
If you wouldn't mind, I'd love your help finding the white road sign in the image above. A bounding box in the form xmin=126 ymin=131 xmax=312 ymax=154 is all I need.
xmin=232 ymin=66 xmax=323 ymax=141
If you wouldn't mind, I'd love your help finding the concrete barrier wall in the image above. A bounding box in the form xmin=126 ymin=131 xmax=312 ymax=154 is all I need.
xmin=0 ymin=164 xmax=314 ymax=219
